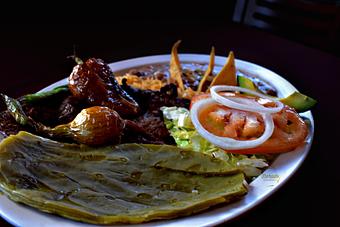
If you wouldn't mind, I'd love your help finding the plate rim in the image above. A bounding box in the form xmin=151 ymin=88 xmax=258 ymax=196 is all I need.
xmin=0 ymin=54 xmax=314 ymax=227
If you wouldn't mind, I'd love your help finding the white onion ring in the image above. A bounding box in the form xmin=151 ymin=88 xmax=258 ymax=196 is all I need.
xmin=210 ymin=85 xmax=284 ymax=114
xmin=190 ymin=98 xmax=275 ymax=150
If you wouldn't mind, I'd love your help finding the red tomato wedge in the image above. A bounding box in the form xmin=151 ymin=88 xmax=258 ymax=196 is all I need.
xmin=190 ymin=93 xmax=308 ymax=154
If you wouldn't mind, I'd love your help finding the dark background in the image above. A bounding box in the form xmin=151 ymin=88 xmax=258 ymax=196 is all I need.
xmin=0 ymin=1 xmax=339 ymax=226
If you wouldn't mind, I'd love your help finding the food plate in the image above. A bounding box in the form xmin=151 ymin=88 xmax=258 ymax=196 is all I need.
xmin=0 ymin=54 xmax=314 ymax=227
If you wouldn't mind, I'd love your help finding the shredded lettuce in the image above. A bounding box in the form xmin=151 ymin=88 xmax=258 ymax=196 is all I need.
xmin=161 ymin=106 xmax=269 ymax=177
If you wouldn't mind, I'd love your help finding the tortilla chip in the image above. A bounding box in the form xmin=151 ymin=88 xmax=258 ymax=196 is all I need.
xmin=209 ymin=51 xmax=237 ymax=89
xmin=197 ymin=46 xmax=215 ymax=93
xmin=169 ymin=40 xmax=185 ymax=91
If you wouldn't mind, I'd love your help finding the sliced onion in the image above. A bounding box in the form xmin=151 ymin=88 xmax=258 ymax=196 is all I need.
xmin=210 ymin=85 xmax=284 ymax=114
xmin=190 ymin=98 xmax=275 ymax=150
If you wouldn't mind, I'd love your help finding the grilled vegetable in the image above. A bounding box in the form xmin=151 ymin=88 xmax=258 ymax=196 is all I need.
xmin=1 ymin=93 xmax=29 ymax=126
xmin=50 ymin=106 xmax=125 ymax=145
xmin=21 ymin=85 xmax=69 ymax=104
xmin=2 ymin=93 xmax=125 ymax=145
xmin=69 ymin=58 xmax=140 ymax=117
xmin=0 ymin=131 xmax=247 ymax=224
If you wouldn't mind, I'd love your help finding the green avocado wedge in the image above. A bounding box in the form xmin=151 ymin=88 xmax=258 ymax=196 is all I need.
xmin=237 ymin=75 xmax=257 ymax=92
xmin=279 ymin=92 xmax=317 ymax=112
xmin=0 ymin=131 xmax=246 ymax=224
xmin=237 ymin=76 xmax=316 ymax=112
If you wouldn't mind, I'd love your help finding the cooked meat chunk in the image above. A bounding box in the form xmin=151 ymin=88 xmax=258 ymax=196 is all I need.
xmin=58 ymin=96 xmax=87 ymax=124
xmin=121 ymin=82 xmax=189 ymax=144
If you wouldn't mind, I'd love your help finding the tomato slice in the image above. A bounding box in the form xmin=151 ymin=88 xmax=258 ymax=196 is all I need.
xmin=190 ymin=93 xmax=308 ymax=154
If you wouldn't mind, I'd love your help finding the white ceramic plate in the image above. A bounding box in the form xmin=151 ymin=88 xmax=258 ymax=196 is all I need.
xmin=0 ymin=54 xmax=314 ymax=227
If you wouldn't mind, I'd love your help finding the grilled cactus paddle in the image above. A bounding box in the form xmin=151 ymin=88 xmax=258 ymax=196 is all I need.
xmin=0 ymin=131 xmax=246 ymax=224
xmin=1 ymin=93 xmax=125 ymax=145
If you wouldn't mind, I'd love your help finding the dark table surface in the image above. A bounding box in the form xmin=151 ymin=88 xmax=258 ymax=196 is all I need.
xmin=0 ymin=22 xmax=339 ymax=226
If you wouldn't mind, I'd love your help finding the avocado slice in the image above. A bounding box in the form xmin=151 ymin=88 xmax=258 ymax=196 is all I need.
xmin=237 ymin=75 xmax=316 ymax=112
xmin=279 ymin=91 xmax=317 ymax=112
xmin=237 ymin=75 xmax=257 ymax=92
